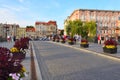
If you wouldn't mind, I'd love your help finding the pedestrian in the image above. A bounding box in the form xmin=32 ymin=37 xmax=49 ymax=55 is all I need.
xmin=98 ymin=35 xmax=101 ymax=44
xmin=7 ymin=36 xmax=11 ymax=42
xmin=73 ymin=36 xmax=76 ymax=44
xmin=13 ymin=36 xmax=16 ymax=42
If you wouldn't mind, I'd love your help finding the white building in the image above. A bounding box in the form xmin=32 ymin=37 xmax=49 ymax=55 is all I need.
xmin=35 ymin=21 xmax=57 ymax=37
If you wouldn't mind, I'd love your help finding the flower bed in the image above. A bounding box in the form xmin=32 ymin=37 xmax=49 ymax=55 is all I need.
xmin=0 ymin=37 xmax=30 ymax=79
xmin=103 ymin=38 xmax=117 ymax=54
xmin=0 ymin=47 xmax=27 ymax=80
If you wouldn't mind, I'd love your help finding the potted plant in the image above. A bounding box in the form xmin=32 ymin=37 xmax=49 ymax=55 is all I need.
xmin=103 ymin=38 xmax=117 ymax=54
xmin=68 ymin=37 xmax=74 ymax=45
xmin=80 ymin=39 xmax=89 ymax=48
xmin=10 ymin=47 xmax=26 ymax=60
xmin=55 ymin=36 xmax=60 ymax=42
xmin=60 ymin=38 xmax=65 ymax=43
xmin=0 ymin=47 xmax=27 ymax=80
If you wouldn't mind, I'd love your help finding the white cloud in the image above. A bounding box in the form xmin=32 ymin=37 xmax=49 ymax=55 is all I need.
xmin=0 ymin=7 xmax=33 ymax=27
xmin=0 ymin=8 xmax=17 ymax=23
xmin=2 ymin=4 xmax=28 ymax=12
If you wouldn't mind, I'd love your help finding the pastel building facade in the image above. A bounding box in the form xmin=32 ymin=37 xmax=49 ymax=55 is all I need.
xmin=35 ymin=21 xmax=57 ymax=37
xmin=64 ymin=9 xmax=120 ymax=41
xmin=0 ymin=23 xmax=19 ymax=40
xmin=16 ymin=28 xmax=26 ymax=39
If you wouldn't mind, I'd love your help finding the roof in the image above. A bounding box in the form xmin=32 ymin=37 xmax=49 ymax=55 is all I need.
xmin=35 ymin=21 xmax=57 ymax=26
xmin=26 ymin=27 xmax=35 ymax=32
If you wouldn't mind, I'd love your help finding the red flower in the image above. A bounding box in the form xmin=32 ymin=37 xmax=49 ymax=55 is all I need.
xmin=0 ymin=47 xmax=23 ymax=79
xmin=69 ymin=38 xmax=74 ymax=41
xmin=104 ymin=39 xmax=117 ymax=46
xmin=14 ymin=37 xmax=29 ymax=50
xmin=81 ymin=39 xmax=88 ymax=43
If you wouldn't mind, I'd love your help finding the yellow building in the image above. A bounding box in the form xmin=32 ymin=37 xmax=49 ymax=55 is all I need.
xmin=16 ymin=28 xmax=26 ymax=39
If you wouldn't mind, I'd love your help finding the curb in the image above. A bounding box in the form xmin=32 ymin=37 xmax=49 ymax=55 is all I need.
xmin=31 ymin=42 xmax=43 ymax=80
xmin=50 ymin=41 xmax=120 ymax=62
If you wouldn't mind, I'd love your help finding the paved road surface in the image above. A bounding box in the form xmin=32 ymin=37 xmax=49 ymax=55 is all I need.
xmin=33 ymin=41 xmax=120 ymax=80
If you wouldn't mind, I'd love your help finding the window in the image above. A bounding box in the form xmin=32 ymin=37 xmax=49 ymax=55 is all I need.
xmin=104 ymin=16 xmax=106 ymax=20
xmin=107 ymin=16 xmax=109 ymax=21
xmin=118 ymin=17 xmax=120 ymax=20
xmin=81 ymin=15 xmax=85 ymax=20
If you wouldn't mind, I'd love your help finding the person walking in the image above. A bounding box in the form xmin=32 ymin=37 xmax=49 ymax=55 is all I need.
xmin=98 ymin=35 xmax=101 ymax=44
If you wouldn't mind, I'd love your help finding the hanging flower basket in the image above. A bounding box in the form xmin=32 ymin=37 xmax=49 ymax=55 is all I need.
xmin=103 ymin=38 xmax=117 ymax=54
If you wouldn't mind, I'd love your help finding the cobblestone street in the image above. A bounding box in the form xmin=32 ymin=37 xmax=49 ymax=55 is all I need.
xmin=33 ymin=41 xmax=120 ymax=80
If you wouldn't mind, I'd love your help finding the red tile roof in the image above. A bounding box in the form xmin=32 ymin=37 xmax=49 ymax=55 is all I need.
xmin=35 ymin=21 xmax=57 ymax=26
xmin=26 ymin=27 xmax=35 ymax=32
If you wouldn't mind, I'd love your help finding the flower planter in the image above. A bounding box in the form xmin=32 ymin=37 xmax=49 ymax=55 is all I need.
xmin=56 ymin=39 xmax=59 ymax=42
xmin=61 ymin=40 xmax=65 ymax=43
xmin=12 ymin=52 xmax=26 ymax=60
xmin=68 ymin=42 xmax=74 ymax=45
xmin=52 ymin=39 xmax=55 ymax=42
xmin=80 ymin=44 xmax=89 ymax=48
xmin=103 ymin=47 xmax=117 ymax=54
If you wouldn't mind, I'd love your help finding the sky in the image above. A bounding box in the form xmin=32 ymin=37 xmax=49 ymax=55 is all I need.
xmin=0 ymin=0 xmax=120 ymax=29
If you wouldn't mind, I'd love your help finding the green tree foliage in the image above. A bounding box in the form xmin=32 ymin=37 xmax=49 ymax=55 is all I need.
xmin=72 ymin=20 xmax=83 ymax=35
xmin=60 ymin=30 xmax=64 ymax=36
xmin=65 ymin=20 xmax=83 ymax=37
xmin=65 ymin=20 xmax=96 ymax=39
xmin=82 ymin=23 xmax=89 ymax=39
xmin=26 ymin=26 xmax=34 ymax=28
xmin=65 ymin=20 xmax=72 ymax=36
xmin=84 ymin=21 xmax=96 ymax=37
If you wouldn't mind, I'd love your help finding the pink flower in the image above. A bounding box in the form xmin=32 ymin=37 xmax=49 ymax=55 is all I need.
xmin=9 ymin=73 xmax=20 ymax=80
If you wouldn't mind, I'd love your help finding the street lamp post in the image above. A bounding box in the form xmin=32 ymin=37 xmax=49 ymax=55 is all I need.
xmin=4 ymin=24 xmax=9 ymax=41
xmin=94 ymin=22 xmax=98 ymax=43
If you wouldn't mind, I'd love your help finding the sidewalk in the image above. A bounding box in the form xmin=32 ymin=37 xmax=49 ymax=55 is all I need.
xmin=51 ymin=41 xmax=120 ymax=60
xmin=74 ymin=42 xmax=120 ymax=58
xmin=1 ymin=41 xmax=120 ymax=80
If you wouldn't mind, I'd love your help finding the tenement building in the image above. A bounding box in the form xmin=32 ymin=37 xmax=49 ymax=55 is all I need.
xmin=0 ymin=23 xmax=19 ymax=41
xmin=64 ymin=9 xmax=120 ymax=41
xmin=35 ymin=21 xmax=57 ymax=37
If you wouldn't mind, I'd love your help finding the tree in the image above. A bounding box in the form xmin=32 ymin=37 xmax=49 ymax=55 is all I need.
xmin=85 ymin=21 xmax=96 ymax=37
xmin=65 ymin=20 xmax=83 ymax=37
xmin=26 ymin=26 xmax=34 ymax=28
xmin=74 ymin=20 xmax=83 ymax=35
xmin=65 ymin=20 xmax=96 ymax=40
xmin=65 ymin=20 xmax=72 ymax=36
xmin=60 ymin=30 xmax=64 ymax=36
xmin=81 ymin=23 xmax=89 ymax=39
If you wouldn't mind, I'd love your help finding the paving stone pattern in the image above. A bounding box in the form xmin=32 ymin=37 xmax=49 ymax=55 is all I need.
xmin=33 ymin=41 xmax=120 ymax=80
